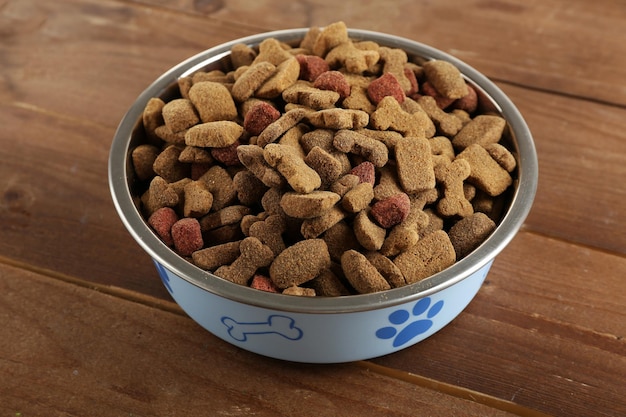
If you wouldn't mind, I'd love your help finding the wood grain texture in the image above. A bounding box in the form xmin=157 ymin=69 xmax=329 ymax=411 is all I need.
xmin=0 ymin=0 xmax=624 ymax=415
xmin=0 ymin=262 xmax=524 ymax=417
xmin=131 ymin=0 xmax=626 ymax=106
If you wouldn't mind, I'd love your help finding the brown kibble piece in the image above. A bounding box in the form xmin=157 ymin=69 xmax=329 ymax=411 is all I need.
xmin=333 ymin=129 xmax=388 ymax=168
xmin=370 ymin=96 xmax=433 ymax=137
xmin=199 ymin=205 xmax=251 ymax=232
xmin=132 ymin=144 xmax=159 ymax=181
xmin=312 ymin=21 xmax=349 ymax=57
xmin=452 ymin=115 xmax=507 ymax=150
xmin=214 ymin=237 xmax=274 ymax=286
xmin=341 ymin=250 xmax=391 ymax=294
xmin=422 ymin=60 xmax=468 ymax=99
xmin=417 ymin=95 xmax=463 ymax=137
xmin=435 ymin=158 xmax=473 ymax=218
xmin=253 ymin=38 xmax=293 ymax=66
xmin=142 ymin=97 xmax=165 ymax=143
xmin=188 ymin=81 xmax=238 ymax=122
xmin=282 ymin=82 xmax=340 ymax=109
xmin=304 ymin=146 xmax=345 ymax=187
xmin=257 ymin=108 xmax=308 ymax=148
xmin=145 ymin=176 xmax=179 ymax=215
xmin=231 ymin=61 xmax=277 ymax=102
xmin=310 ymin=269 xmax=351 ymax=296
xmin=280 ymin=191 xmax=340 ymax=219
xmin=192 ymin=241 xmax=241 ymax=271
xmin=306 ymin=108 xmax=369 ymax=130
xmin=448 ymin=212 xmax=496 ymax=259
xmin=185 ymin=121 xmax=243 ymax=148
xmin=248 ymin=214 xmax=287 ymax=256
xmin=380 ymin=224 xmax=419 ymax=257
xmin=264 ymin=143 xmax=322 ymax=194
xmin=233 ymin=170 xmax=267 ymax=206
xmin=256 ymin=57 xmax=300 ymax=99
xmin=282 ymin=286 xmax=316 ymax=296
xmin=484 ymin=143 xmax=517 ymax=172
xmin=395 ymin=136 xmax=436 ymax=193
xmin=162 ymin=99 xmax=199 ymax=133
xmin=230 ymin=43 xmax=257 ymax=68
xmin=237 ymin=144 xmax=285 ymax=188
xmin=153 ymin=145 xmax=189 ymax=183
xmin=183 ymin=180 xmax=213 ymax=218
xmin=321 ymin=221 xmax=360 ymax=263
xmin=326 ymin=42 xmax=380 ymax=74
xmin=269 ymin=239 xmax=331 ymax=289
xmin=457 ymin=144 xmax=512 ymax=196
xmin=365 ymin=251 xmax=406 ymax=288
xmin=330 ymin=174 xmax=360 ymax=197
xmin=394 ymin=230 xmax=456 ymax=284
xmin=341 ymin=182 xmax=374 ymax=213
xmin=198 ymin=165 xmax=237 ymax=211
xmin=353 ymin=210 xmax=386 ymax=251
xmin=301 ymin=206 xmax=345 ymax=239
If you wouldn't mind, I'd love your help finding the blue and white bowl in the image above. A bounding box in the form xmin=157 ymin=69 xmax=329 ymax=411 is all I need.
xmin=109 ymin=28 xmax=538 ymax=363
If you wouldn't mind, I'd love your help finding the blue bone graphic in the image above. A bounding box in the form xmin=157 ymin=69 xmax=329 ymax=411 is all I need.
xmin=221 ymin=314 xmax=303 ymax=342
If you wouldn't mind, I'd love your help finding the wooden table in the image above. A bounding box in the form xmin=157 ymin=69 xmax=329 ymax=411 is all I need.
xmin=1 ymin=1 xmax=624 ymax=415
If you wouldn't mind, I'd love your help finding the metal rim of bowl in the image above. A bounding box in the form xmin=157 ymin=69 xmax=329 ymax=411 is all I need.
xmin=109 ymin=28 xmax=538 ymax=314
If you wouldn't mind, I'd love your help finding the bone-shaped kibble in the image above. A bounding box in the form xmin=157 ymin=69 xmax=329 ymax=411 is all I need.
xmin=282 ymin=82 xmax=341 ymax=110
xmin=435 ymin=158 xmax=473 ymax=218
xmin=214 ymin=237 xmax=274 ymax=286
xmin=221 ymin=314 xmax=303 ymax=342
xmin=418 ymin=95 xmax=463 ymax=137
xmin=325 ymin=41 xmax=380 ymax=74
xmin=231 ymin=61 xmax=277 ymax=102
xmin=257 ymin=108 xmax=308 ymax=148
xmin=255 ymin=57 xmax=300 ymax=99
xmin=370 ymin=96 xmax=432 ymax=137
xmin=263 ymin=143 xmax=322 ymax=194
xmin=306 ymin=108 xmax=369 ymax=130
xmin=237 ymin=144 xmax=286 ymax=188
xmin=333 ymin=129 xmax=389 ymax=167
xmin=248 ymin=214 xmax=287 ymax=256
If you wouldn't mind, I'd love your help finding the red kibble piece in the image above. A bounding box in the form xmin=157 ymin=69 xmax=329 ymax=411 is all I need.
xmin=148 ymin=207 xmax=179 ymax=246
xmin=250 ymin=274 xmax=280 ymax=293
xmin=421 ymin=81 xmax=455 ymax=109
xmin=370 ymin=193 xmax=411 ymax=228
xmin=171 ymin=217 xmax=203 ymax=256
xmin=349 ymin=161 xmax=376 ymax=185
xmin=367 ymin=72 xmax=405 ymax=105
xmin=296 ymin=54 xmax=330 ymax=82
xmin=313 ymin=70 xmax=351 ymax=100
xmin=243 ymin=102 xmax=281 ymax=136
xmin=211 ymin=140 xmax=242 ymax=166
xmin=451 ymin=83 xmax=478 ymax=114
xmin=403 ymin=67 xmax=419 ymax=96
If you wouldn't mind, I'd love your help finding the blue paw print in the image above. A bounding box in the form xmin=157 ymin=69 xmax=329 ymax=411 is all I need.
xmin=375 ymin=297 xmax=444 ymax=347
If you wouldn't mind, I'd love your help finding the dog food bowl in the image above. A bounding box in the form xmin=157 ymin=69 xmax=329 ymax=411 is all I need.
xmin=109 ymin=28 xmax=538 ymax=363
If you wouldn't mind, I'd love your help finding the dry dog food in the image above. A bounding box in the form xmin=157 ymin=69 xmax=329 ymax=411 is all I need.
xmin=132 ymin=21 xmax=516 ymax=296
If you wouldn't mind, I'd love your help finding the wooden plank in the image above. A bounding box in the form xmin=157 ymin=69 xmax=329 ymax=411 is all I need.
xmin=372 ymin=231 xmax=626 ymax=417
xmin=499 ymin=83 xmax=626 ymax=255
xmin=0 ymin=0 xmax=261 ymax=128
xmin=0 ymin=262 xmax=526 ymax=417
xmin=127 ymin=0 xmax=626 ymax=106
